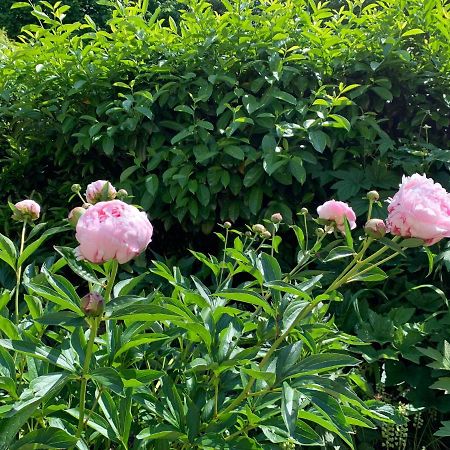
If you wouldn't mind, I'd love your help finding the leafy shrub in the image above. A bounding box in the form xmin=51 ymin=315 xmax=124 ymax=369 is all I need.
xmin=0 ymin=0 xmax=449 ymax=240
xmin=0 ymin=0 xmax=110 ymax=37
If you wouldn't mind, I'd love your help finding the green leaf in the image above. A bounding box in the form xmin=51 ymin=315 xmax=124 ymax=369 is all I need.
xmin=171 ymin=127 xmax=194 ymax=145
xmin=90 ymin=367 xmax=124 ymax=396
xmin=25 ymin=282 xmax=83 ymax=315
xmin=114 ymin=333 xmax=171 ymax=359
xmin=289 ymin=157 xmax=306 ymax=184
xmin=287 ymin=353 xmax=360 ymax=377
xmin=281 ymin=382 xmax=300 ymax=436
xmin=214 ymin=289 xmax=273 ymax=314
xmin=11 ymin=1 xmax=31 ymax=8
xmin=328 ymin=114 xmax=351 ymax=131
xmin=241 ymin=366 xmax=276 ymax=384
xmin=35 ymin=312 xmax=86 ymax=327
xmin=401 ymin=28 xmax=425 ymax=37
xmin=54 ymin=247 xmax=101 ymax=285
xmin=272 ymin=89 xmax=297 ymax=105
xmin=308 ymin=130 xmax=327 ymax=153
xmin=224 ymin=145 xmax=245 ymax=160
xmin=0 ymin=373 xmax=72 ymax=449
xmin=243 ymin=165 xmax=264 ymax=187
xmin=18 ymin=226 xmax=67 ymax=267
xmin=258 ymin=253 xmax=282 ymax=282
xmin=0 ymin=233 xmax=17 ymax=270
xmin=145 ymin=174 xmax=159 ymax=196
xmin=137 ymin=424 xmax=185 ymax=441
xmin=10 ymin=428 xmax=77 ymax=449
xmin=400 ymin=238 xmax=424 ymax=248
xmin=323 ymin=246 xmax=355 ymax=262
xmin=0 ymin=340 xmax=76 ymax=372
xmin=348 ymin=266 xmax=387 ymax=283
xmin=264 ymin=281 xmax=312 ymax=301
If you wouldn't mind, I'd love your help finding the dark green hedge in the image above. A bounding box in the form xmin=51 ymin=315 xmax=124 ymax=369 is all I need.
xmin=0 ymin=0 xmax=449 ymax=240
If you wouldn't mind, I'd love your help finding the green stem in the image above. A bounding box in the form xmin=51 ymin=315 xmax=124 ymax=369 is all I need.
xmin=367 ymin=200 xmax=374 ymax=221
xmin=104 ymin=260 xmax=118 ymax=303
xmin=218 ymin=228 xmax=229 ymax=288
xmin=15 ymin=222 xmax=27 ymax=325
xmin=326 ymin=239 xmax=401 ymax=293
xmin=325 ymin=238 xmax=373 ymax=293
xmin=286 ymin=233 xmax=326 ymax=281
xmin=75 ymin=317 xmax=99 ymax=442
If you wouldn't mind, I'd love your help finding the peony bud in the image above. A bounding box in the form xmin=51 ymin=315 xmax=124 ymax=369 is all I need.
xmin=300 ymin=207 xmax=309 ymax=215
xmin=262 ymin=230 xmax=272 ymax=239
xmin=223 ymin=221 xmax=232 ymax=229
xmin=12 ymin=200 xmax=41 ymax=222
xmin=71 ymin=184 xmax=81 ymax=194
xmin=367 ymin=190 xmax=380 ymax=202
xmin=80 ymin=292 xmax=105 ymax=317
xmin=252 ymin=224 xmax=266 ymax=234
xmin=364 ymin=218 xmax=386 ymax=239
xmin=68 ymin=207 xmax=86 ymax=227
xmin=85 ymin=180 xmax=117 ymax=204
xmin=271 ymin=213 xmax=283 ymax=223
xmin=316 ymin=227 xmax=325 ymax=237
xmin=116 ymin=189 xmax=128 ymax=200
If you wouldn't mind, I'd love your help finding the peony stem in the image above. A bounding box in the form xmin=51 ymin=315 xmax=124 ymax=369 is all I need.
xmin=104 ymin=260 xmax=118 ymax=303
xmin=14 ymin=221 xmax=27 ymax=325
xmin=75 ymin=317 xmax=99 ymax=443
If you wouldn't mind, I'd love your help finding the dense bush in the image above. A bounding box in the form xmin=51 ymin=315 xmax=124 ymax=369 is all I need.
xmin=0 ymin=0 xmax=110 ymax=37
xmin=0 ymin=0 xmax=449 ymax=239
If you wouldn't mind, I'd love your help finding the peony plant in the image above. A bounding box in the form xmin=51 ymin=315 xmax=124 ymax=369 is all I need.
xmin=0 ymin=174 xmax=448 ymax=449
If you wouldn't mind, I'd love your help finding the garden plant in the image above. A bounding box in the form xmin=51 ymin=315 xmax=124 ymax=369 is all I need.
xmin=0 ymin=174 xmax=449 ymax=448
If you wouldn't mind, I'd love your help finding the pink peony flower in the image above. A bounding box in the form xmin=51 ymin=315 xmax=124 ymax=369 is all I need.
xmin=317 ymin=200 xmax=356 ymax=233
xmin=75 ymin=200 xmax=153 ymax=264
xmin=13 ymin=199 xmax=41 ymax=221
xmin=85 ymin=180 xmax=117 ymax=204
xmin=387 ymin=174 xmax=450 ymax=246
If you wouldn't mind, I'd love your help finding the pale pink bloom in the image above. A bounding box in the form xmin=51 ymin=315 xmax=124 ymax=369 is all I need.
xmin=85 ymin=180 xmax=117 ymax=204
xmin=75 ymin=200 xmax=153 ymax=264
xmin=14 ymin=199 xmax=41 ymax=221
xmin=364 ymin=218 xmax=386 ymax=239
xmin=387 ymin=174 xmax=450 ymax=246
xmin=317 ymin=200 xmax=356 ymax=233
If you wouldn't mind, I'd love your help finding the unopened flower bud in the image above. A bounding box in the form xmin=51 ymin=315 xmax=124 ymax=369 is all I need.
xmin=364 ymin=218 xmax=386 ymax=239
xmin=68 ymin=207 xmax=86 ymax=227
xmin=116 ymin=189 xmax=128 ymax=200
xmin=316 ymin=227 xmax=325 ymax=237
xmin=252 ymin=224 xmax=266 ymax=234
xmin=271 ymin=213 xmax=283 ymax=223
xmin=86 ymin=180 xmax=117 ymax=204
xmin=224 ymin=221 xmax=232 ymax=229
xmin=80 ymin=292 xmax=104 ymax=317
xmin=300 ymin=207 xmax=308 ymax=215
xmin=367 ymin=190 xmax=380 ymax=202
xmin=12 ymin=200 xmax=41 ymax=222
xmin=71 ymin=184 xmax=81 ymax=194
xmin=245 ymin=231 xmax=252 ymax=237
xmin=262 ymin=230 xmax=272 ymax=239
xmin=82 ymin=203 xmax=91 ymax=209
